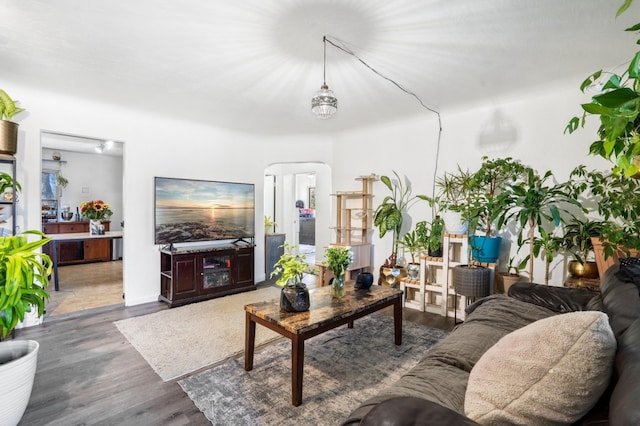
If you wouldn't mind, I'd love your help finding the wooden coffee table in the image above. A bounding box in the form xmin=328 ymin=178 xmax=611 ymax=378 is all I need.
xmin=244 ymin=285 xmax=403 ymax=406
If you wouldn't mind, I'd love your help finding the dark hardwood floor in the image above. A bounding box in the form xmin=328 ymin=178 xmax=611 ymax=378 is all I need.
xmin=16 ymin=287 xmax=455 ymax=425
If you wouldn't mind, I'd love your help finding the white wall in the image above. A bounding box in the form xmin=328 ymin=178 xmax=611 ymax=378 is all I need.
xmin=9 ymin=75 xmax=617 ymax=304
xmin=329 ymin=80 xmax=612 ymax=286
xmin=9 ymin=82 xmax=332 ymax=307
xmin=41 ymin=148 xmax=123 ymax=230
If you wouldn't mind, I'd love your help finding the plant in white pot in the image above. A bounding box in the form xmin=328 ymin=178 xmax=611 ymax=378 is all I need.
xmin=0 ymin=89 xmax=26 ymax=156
xmin=0 ymin=230 xmax=52 ymax=426
xmin=433 ymin=166 xmax=473 ymax=235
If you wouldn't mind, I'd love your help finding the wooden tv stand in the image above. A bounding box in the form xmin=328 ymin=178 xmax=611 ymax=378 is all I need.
xmin=159 ymin=243 xmax=255 ymax=307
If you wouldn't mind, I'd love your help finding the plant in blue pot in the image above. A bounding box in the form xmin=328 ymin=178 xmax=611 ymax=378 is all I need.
xmin=462 ymin=157 xmax=530 ymax=264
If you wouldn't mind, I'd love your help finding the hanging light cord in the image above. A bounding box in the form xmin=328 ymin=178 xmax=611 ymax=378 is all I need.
xmin=324 ymin=35 xmax=443 ymax=211
xmin=322 ymin=36 xmax=327 ymax=85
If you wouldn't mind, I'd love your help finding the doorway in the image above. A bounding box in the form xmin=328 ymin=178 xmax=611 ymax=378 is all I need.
xmin=40 ymin=131 xmax=124 ymax=317
xmin=263 ymin=163 xmax=331 ymax=279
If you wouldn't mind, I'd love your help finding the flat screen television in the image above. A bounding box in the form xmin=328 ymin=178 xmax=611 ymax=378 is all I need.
xmin=154 ymin=176 xmax=255 ymax=245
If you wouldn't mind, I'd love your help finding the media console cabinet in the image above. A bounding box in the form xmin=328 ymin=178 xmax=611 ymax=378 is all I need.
xmin=159 ymin=243 xmax=255 ymax=307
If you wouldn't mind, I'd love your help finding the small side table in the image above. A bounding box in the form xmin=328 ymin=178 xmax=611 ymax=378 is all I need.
xmin=564 ymin=276 xmax=600 ymax=292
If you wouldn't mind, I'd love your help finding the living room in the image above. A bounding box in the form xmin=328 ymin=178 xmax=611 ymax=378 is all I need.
xmin=2 ymin=0 xmax=640 ymax=425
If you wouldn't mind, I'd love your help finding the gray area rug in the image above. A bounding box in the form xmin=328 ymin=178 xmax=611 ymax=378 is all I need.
xmin=179 ymin=313 xmax=448 ymax=425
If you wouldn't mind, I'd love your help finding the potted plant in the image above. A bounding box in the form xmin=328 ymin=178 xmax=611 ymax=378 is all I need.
xmin=264 ymin=216 xmax=277 ymax=234
xmin=499 ymin=168 xmax=583 ymax=282
xmin=495 ymin=256 xmax=527 ymax=294
xmin=561 ymin=216 xmax=604 ymax=279
xmin=567 ymin=165 xmax=640 ymax=274
xmin=532 ymin=228 xmax=565 ymax=285
xmin=462 ymin=157 xmax=529 ymax=263
xmin=271 ymin=243 xmax=313 ymax=312
xmin=398 ymin=229 xmax=422 ymax=280
xmin=0 ymin=171 xmax=20 ymax=203
xmin=564 ymin=4 xmax=640 ymax=177
xmin=323 ymin=246 xmax=353 ymax=298
xmin=434 ymin=166 xmax=473 ymax=234
xmin=0 ymin=89 xmax=26 ymax=155
xmin=0 ymin=230 xmax=52 ymax=425
xmin=427 ymin=216 xmax=445 ymax=257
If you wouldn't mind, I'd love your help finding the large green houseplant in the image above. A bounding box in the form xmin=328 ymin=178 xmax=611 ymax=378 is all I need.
xmin=0 ymin=89 xmax=26 ymax=155
xmin=373 ymin=171 xmax=427 ymax=266
xmin=499 ymin=168 xmax=583 ymax=282
xmin=0 ymin=230 xmax=52 ymax=338
xmin=461 ymin=157 xmax=529 ymax=263
xmin=567 ymin=165 xmax=640 ymax=272
xmin=564 ymin=2 xmax=640 ymax=176
xmin=0 ymin=230 xmax=52 ymax=426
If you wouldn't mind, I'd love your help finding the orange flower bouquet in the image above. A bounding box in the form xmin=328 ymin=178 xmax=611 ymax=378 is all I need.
xmin=80 ymin=200 xmax=113 ymax=221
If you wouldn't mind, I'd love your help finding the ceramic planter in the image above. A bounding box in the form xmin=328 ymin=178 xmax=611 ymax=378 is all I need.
xmin=440 ymin=210 xmax=467 ymax=235
xmin=567 ymin=260 xmax=599 ymax=279
xmin=0 ymin=120 xmax=18 ymax=155
xmin=0 ymin=340 xmax=39 ymax=426
xmin=469 ymin=235 xmax=502 ymax=263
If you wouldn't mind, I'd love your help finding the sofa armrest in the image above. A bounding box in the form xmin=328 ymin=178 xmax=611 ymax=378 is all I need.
xmin=356 ymin=397 xmax=480 ymax=426
xmin=508 ymin=282 xmax=599 ymax=313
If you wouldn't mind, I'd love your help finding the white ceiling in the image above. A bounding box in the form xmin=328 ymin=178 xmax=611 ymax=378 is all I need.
xmin=1 ymin=0 xmax=638 ymax=136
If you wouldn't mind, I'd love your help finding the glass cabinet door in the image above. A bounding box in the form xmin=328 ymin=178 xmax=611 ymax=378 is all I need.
xmin=201 ymin=253 xmax=232 ymax=290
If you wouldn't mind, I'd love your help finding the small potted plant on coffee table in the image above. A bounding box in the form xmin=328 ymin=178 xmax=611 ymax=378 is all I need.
xmin=324 ymin=246 xmax=353 ymax=298
xmin=271 ymin=243 xmax=313 ymax=312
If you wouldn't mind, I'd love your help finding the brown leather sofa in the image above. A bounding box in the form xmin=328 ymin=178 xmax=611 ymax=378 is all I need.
xmin=343 ymin=263 xmax=640 ymax=425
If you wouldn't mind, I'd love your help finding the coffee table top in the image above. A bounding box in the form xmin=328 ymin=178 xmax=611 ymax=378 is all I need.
xmin=245 ymin=285 xmax=402 ymax=335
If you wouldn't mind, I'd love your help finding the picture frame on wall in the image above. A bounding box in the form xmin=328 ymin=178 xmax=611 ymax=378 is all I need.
xmin=308 ymin=187 xmax=316 ymax=209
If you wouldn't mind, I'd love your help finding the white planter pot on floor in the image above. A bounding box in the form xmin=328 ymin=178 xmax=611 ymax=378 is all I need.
xmin=0 ymin=340 xmax=39 ymax=426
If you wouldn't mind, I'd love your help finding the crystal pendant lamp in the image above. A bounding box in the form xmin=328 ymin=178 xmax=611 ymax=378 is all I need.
xmin=311 ymin=36 xmax=337 ymax=119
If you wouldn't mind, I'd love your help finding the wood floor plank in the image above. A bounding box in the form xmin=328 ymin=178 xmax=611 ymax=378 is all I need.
xmin=15 ymin=291 xmax=454 ymax=425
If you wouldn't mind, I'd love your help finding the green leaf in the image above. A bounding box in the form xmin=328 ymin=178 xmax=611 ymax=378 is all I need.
xmin=629 ymin=51 xmax=640 ymax=78
xmin=625 ymin=22 xmax=640 ymax=31
xmin=565 ymin=117 xmax=580 ymax=134
xmin=581 ymin=103 xmax=613 ymax=116
xmin=618 ymin=0 xmax=634 ymax=17
xmin=580 ymin=71 xmax=602 ymax=92
xmin=602 ymin=74 xmax=623 ymax=90
xmin=380 ymin=175 xmax=392 ymax=191
xmin=593 ymin=87 xmax=639 ymax=108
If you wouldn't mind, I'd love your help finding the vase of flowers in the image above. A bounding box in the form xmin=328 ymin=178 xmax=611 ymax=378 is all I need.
xmin=80 ymin=200 xmax=112 ymax=235
xmin=324 ymin=246 xmax=353 ymax=298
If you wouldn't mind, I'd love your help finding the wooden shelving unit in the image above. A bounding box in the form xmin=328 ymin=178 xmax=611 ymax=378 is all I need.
xmin=400 ymin=234 xmax=494 ymax=320
xmin=319 ymin=174 xmax=377 ymax=286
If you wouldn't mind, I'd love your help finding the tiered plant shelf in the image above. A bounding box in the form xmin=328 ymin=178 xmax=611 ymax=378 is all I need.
xmin=400 ymin=234 xmax=494 ymax=320
xmin=320 ymin=174 xmax=377 ymax=285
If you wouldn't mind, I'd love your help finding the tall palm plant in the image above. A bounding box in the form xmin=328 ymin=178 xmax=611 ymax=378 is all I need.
xmin=499 ymin=169 xmax=584 ymax=282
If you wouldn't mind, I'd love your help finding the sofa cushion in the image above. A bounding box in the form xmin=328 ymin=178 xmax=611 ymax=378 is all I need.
xmin=464 ymin=311 xmax=616 ymax=425
xmin=610 ymin=317 xmax=640 ymax=426
xmin=360 ymin=397 xmax=480 ymax=426
xmin=601 ymin=264 xmax=640 ymax=339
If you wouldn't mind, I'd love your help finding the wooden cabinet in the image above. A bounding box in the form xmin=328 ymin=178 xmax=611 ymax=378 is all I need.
xmin=159 ymin=244 xmax=255 ymax=307
xmin=43 ymin=221 xmax=112 ymax=265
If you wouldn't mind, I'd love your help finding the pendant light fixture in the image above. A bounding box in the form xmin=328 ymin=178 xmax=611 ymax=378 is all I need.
xmin=311 ymin=36 xmax=337 ymax=119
